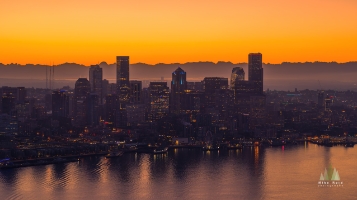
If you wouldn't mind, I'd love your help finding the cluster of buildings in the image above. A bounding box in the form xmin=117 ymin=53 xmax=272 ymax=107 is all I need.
xmin=1 ymin=53 xmax=357 ymax=146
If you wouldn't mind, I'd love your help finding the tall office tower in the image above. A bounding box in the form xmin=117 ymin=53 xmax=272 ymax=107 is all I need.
xmin=89 ymin=65 xmax=103 ymax=104
xmin=248 ymin=53 xmax=263 ymax=94
xmin=230 ymin=67 xmax=245 ymax=89
xmin=317 ymin=91 xmax=325 ymax=110
xmin=105 ymin=94 xmax=118 ymax=128
xmin=74 ymin=78 xmax=91 ymax=127
xmin=202 ymin=77 xmax=228 ymax=108
xmin=130 ymin=80 xmax=142 ymax=104
xmin=102 ymin=79 xmax=109 ymax=100
xmin=16 ymin=87 xmax=26 ymax=104
xmin=87 ymin=93 xmax=100 ymax=126
xmin=52 ymin=90 xmax=69 ymax=119
xmin=171 ymin=67 xmax=187 ymax=114
xmin=116 ymin=56 xmax=130 ymax=103
xmin=148 ymin=82 xmax=170 ymax=122
xmin=116 ymin=56 xmax=130 ymax=128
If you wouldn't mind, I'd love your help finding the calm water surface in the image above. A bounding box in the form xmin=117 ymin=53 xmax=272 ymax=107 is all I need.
xmin=1 ymin=142 xmax=357 ymax=200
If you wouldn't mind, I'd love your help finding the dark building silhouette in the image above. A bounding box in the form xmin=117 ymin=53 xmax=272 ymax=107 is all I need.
xmin=317 ymin=91 xmax=325 ymax=110
xmin=89 ymin=65 xmax=103 ymax=104
xmin=248 ymin=53 xmax=263 ymax=94
xmin=130 ymin=80 xmax=142 ymax=104
xmin=88 ymin=93 xmax=100 ymax=126
xmin=171 ymin=67 xmax=187 ymax=114
xmin=74 ymin=78 xmax=90 ymax=127
xmin=180 ymin=90 xmax=205 ymax=113
xmin=148 ymin=82 xmax=170 ymax=122
xmin=1 ymin=86 xmax=27 ymax=104
xmin=105 ymin=94 xmax=118 ymax=128
xmin=102 ymin=79 xmax=109 ymax=102
xmin=52 ymin=90 xmax=69 ymax=119
xmin=1 ymin=93 xmax=16 ymax=116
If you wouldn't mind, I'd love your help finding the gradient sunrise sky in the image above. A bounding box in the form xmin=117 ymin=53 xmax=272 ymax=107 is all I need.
xmin=1 ymin=0 xmax=356 ymax=65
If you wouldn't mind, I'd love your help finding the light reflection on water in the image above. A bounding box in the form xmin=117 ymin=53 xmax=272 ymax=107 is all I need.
xmin=1 ymin=143 xmax=357 ymax=200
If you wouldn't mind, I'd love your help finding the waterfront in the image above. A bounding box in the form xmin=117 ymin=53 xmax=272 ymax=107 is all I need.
xmin=1 ymin=143 xmax=357 ymax=200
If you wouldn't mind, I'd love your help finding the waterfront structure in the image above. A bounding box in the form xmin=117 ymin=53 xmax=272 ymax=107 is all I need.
xmin=89 ymin=65 xmax=103 ymax=104
xmin=171 ymin=67 xmax=187 ymax=114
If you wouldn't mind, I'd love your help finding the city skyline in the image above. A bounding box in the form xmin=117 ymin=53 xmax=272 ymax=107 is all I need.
xmin=1 ymin=0 xmax=357 ymax=65
xmin=2 ymin=1 xmax=357 ymax=199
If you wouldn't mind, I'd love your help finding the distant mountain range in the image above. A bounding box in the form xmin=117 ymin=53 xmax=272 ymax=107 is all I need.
xmin=1 ymin=61 xmax=357 ymax=91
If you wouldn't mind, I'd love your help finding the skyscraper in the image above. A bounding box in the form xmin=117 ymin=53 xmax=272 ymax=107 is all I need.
xmin=116 ymin=56 xmax=130 ymax=128
xmin=248 ymin=53 xmax=263 ymax=94
xmin=171 ymin=67 xmax=187 ymax=114
xmin=74 ymin=78 xmax=91 ymax=127
xmin=89 ymin=65 xmax=103 ymax=104
xmin=230 ymin=67 xmax=245 ymax=89
xmin=116 ymin=56 xmax=130 ymax=103
xmin=105 ymin=94 xmax=118 ymax=128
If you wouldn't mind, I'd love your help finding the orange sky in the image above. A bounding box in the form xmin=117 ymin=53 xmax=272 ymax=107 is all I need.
xmin=1 ymin=0 xmax=356 ymax=65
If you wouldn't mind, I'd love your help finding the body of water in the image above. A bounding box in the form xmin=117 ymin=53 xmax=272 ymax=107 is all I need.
xmin=1 ymin=143 xmax=356 ymax=200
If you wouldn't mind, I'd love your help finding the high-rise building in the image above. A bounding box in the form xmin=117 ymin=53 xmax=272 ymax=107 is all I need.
xmin=87 ymin=93 xmax=100 ymax=126
xmin=230 ymin=67 xmax=245 ymax=89
xmin=89 ymin=65 xmax=103 ymax=104
xmin=171 ymin=67 xmax=187 ymax=114
xmin=52 ymin=90 xmax=69 ymax=119
xmin=130 ymin=80 xmax=142 ymax=104
xmin=16 ymin=87 xmax=26 ymax=104
xmin=317 ymin=91 xmax=325 ymax=110
xmin=148 ymin=82 xmax=170 ymax=122
xmin=102 ymin=79 xmax=109 ymax=99
xmin=116 ymin=56 xmax=130 ymax=128
xmin=248 ymin=53 xmax=263 ymax=94
xmin=116 ymin=56 xmax=130 ymax=103
xmin=74 ymin=78 xmax=91 ymax=127
xmin=105 ymin=94 xmax=118 ymax=128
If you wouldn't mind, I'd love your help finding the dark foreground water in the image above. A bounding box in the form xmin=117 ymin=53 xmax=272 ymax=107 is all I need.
xmin=1 ymin=143 xmax=357 ymax=200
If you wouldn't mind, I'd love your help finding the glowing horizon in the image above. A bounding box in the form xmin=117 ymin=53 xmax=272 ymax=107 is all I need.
xmin=1 ymin=0 xmax=356 ymax=65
